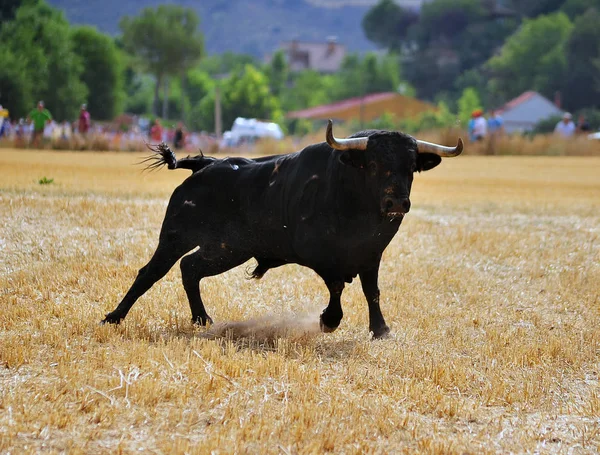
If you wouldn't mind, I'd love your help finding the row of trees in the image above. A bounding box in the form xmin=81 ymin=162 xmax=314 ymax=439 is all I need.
xmin=1 ymin=0 xmax=599 ymax=133
xmin=0 ymin=0 xmax=123 ymax=121
xmin=363 ymin=0 xmax=600 ymax=112
xmin=0 ymin=0 xmax=404 ymax=133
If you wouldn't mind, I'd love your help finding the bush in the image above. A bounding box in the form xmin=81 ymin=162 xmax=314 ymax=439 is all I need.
xmin=530 ymin=115 xmax=563 ymax=135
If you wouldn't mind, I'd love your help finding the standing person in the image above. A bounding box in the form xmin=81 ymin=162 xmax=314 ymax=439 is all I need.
xmin=61 ymin=121 xmax=72 ymax=140
xmin=150 ymin=118 xmax=163 ymax=143
xmin=27 ymin=101 xmax=52 ymax=148
xmin=576 ymin=114 xmax=591 ymax=135
xmin=0 ymin=105 xmax=9 ymax=139
xmin=78 ymin=104 xmax=91 ymax=136
xmin=468 ymin=109 xmax=487 ymax=142
xmin=487 ymin=111 xmax=504 ymax=135
xmin=554 ymin=113 xmax=575 ymax=138
xmin=173 ymin=122 xmax=186 ymax=150
xmin=487 ymin=111 xmax=504 ymax=155
xmin=14 ymin=119 xmax=26 ymax=147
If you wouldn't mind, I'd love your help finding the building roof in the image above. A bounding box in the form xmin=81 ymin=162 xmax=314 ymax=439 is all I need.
xmin=496 ymin=91 xmax=539 ymax=115
xmin=494 ymin=91 xmax=564 ymax=133
xmin=287 ymin=92 xmax=435 ymax=122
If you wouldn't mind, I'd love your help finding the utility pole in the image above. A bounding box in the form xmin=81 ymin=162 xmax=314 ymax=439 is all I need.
xmin=215 ymin=85 xmax=222 ymax=139
xmin=162 ymin=78 xmax=169 ymax=120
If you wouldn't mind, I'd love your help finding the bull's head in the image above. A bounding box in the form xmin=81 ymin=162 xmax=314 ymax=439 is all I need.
xmin=326 ymin=120 xmax=463 ymax=219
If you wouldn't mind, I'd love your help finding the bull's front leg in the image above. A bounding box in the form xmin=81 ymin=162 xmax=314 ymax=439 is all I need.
xmin=319 ymin=279 xmax=345 ymax=333
xmin=359 ymin=266 xmax=390 ymax=339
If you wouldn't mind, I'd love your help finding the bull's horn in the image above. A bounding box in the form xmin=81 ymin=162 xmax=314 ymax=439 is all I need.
xmin=326 ymin=119 xmax=368 ymax=151
xmin=416 ymin=138 xmax=464 ymax=157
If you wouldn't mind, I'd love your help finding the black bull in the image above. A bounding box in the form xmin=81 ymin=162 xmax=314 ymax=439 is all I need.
xmin=103 ymin=121 xmax=463 ymax=338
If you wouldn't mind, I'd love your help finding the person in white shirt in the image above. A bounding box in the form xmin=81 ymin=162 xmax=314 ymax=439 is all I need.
xmin=554 ymin=112 xmax=576 ymax=138
xmin=468 ymin=109 xmax=488 ymax=142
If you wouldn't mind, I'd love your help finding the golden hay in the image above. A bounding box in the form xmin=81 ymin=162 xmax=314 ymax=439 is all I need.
xmin=1 ymin=148 xmax=599 ymax=454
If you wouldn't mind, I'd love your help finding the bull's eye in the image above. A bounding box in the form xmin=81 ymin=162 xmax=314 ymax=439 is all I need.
xmin=386 ymin=199 xmax=394 ymax=209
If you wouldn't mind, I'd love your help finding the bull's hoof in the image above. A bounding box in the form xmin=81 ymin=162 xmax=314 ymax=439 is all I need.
xmin=319 ymin=317 xmax=338 ymax=333
xmin=101 ymin=312 xmax=123 ymax=325
xmin=371 ymin=325 xmax=391 ymax=340
xmin=192 ymin=315 xmax=213 ymax=326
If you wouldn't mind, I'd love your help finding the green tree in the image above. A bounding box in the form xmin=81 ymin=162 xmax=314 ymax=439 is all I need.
xmin=456 ymin=18 xmax=519 ymax=72
xmin=0 ymin=0 xmax=23 ymax=22
xmin=266 ymin=50 xmax=288 ymax=98
xmin=403 ymin=0 xmax=509 ymax=99
xmin=120 ymin=5 xmax=204 ymax=118
xmin=123 ymin=72 xmax=154 ymax=115
xmin=186 ymin=68 xmax=215 ymax=108
xmin=71 ymin=26 xmax=125 ymax=120
xmin=198 ymin=52 xmax=256 ymax=77
xmin=510 ymin=0 xmax=567 ymax=17
xmin=195 ymin=64 xmax=280 ymax=132
xmin=0 ymin=48 xmax=33 ymax=118
xmin=562 ymin=8 xmax=600 ymax=109
xmin=0 ymin=0 xmax=87 ymax=120
xmin=457 ymin=87 xmax=482 ymax=125
xmin=561 ymin=0 xmax=600 ymax=17
xmin=331 ymin=54 xmax=364 ymax=100
xmin=404 ymin=49 xmax=461 ymax=101
xmin=282 ymin=70 xmax=335 ymax=111
xmin=416 ymin=0 xmax=485 ymax=46
xmin=362 ymin=0 xmax=418 ymax=50
xmin=328 ymin=53 xmax=401 ymax=102
xmin=362 ymin=53 xmax=401 ymax=95
xmin=487 ymin=12 xmax=573 ymax=102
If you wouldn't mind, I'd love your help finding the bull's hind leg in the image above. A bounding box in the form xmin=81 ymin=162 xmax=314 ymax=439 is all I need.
xmin=359 ymin=266 xmax=390 ymax=339
xmin=180 ymin=248 xmax=251 ymax=326
xmin=102 ymin=238 xmax=192 ymax=324
xmin=319 ymin=278 xmax=345 ymax=333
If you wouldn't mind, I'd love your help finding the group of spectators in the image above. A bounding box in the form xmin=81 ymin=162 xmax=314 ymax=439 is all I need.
xmin=553 ymin=112 xmax=591 ymax=138
xmin=468 ymin=109 xmax=504 ymax=143
xmin=0 ymin=101 xmax=91 ymax=146
xmin=4 ymin=101 xmax=594 ymax=153
xmin=467 ymin=109 xmax=506 ymax=154
xmin=148 ymin=118 xmax=187 ymax=150
xmin=0 ymin=101 xmax=217 ymax=151
xmin=468 ymin=109 xmax=592 ymax=147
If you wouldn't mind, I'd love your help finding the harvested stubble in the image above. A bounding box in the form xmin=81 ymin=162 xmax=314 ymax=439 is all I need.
xmin=1 ymin=148 xmax=599 ymax=454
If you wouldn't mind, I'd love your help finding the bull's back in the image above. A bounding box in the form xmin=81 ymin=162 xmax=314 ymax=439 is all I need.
xmin=164 ymin=155 xmax=297 ymax=256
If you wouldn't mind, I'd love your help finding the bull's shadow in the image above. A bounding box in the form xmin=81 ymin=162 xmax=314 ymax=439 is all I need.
xmin=197 ymin=322 xmax=362 ymax=359
xmin=101 ymin=313 xmax=361 ymax=357
xmin=197 ymin=312 xmax=360 ymax=357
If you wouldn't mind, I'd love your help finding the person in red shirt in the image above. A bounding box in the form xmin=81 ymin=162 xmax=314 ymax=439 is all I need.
xmin=150 ymin=118 xmax=163 ymax=143
xmin=78 ymin=104 xmax=91 ymax=136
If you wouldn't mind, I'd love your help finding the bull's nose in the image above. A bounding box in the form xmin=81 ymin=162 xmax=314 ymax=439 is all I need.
xmin=383 ymin=197 xmax=411 ymax=214
xmin=399 ymin=198 xmax=411 ymax=213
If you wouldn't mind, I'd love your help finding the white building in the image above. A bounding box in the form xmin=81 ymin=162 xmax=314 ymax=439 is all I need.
xmin=495 ymin=91 xmax=564 ymax=134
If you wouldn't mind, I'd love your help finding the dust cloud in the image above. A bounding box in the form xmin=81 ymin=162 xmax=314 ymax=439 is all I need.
xmin=202 ymin=310 xmax=322 ymax=343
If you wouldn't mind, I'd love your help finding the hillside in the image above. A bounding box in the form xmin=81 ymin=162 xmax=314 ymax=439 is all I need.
xmin=47 ymin=0 xmax=425 ymax=56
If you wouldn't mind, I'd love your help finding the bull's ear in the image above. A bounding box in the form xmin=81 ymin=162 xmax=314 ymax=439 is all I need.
xmin=339 ymin=149 xmax=368 ymax=169
xmin=417 ymin=153 xmax=442 ymax=172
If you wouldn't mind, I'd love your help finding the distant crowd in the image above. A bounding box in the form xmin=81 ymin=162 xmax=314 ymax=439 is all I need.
xmin=1 ymin=101 xmax=595 ymax=153
xmin=0 ymin=101 xmax=218 ymax=152
xmin=468 ymin=109 xmax=592 ymax=142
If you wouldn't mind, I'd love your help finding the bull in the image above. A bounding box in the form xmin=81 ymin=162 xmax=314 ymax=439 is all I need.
xmin=102 ymin=120 xmax=463 ymax=338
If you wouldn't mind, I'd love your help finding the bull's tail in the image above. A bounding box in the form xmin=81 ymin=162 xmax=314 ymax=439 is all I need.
xmin=139 ymin=142 xmax=216 ymax=173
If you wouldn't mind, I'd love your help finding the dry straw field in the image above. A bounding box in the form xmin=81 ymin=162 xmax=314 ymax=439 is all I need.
xmin=1 ymin=146 xmax=599 ymax=454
